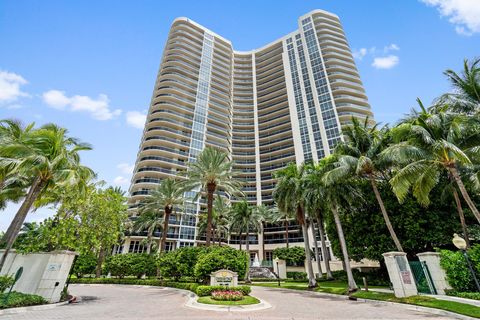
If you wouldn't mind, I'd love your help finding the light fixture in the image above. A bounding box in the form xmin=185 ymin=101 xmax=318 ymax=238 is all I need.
xmin=453 ymin=233 xmax=467 ymax=251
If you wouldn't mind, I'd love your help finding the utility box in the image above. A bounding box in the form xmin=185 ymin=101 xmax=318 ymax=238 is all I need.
xmin=0 ymin=250 xmax=77 ymax=303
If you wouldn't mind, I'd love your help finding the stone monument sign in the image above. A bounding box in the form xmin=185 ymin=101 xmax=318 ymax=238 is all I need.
xmin=210 ymin=269 xmax=238 ymax=287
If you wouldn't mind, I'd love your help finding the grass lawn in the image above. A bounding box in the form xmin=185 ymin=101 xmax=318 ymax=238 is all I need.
xmin=252 ymin=281 xmax=480 ymax=318
xmin=0 ymin=292 xmax=47 ymax=309
xmin=197 ymin=295 xmax=260 ymax=306
xmin=353 ymin=291 xmax=480 ymax=319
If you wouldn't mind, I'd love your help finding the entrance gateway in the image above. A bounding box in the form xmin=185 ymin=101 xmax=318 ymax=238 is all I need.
xmin=409 ymin=261 xmax=437 ymax=294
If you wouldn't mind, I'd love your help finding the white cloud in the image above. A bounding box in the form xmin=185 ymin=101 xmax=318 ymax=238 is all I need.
xmin=372 ymin=55 xmax=400 ymax=69
xmin=421 ymin=0 xmax=480 ymax=35
xmin=352 ymin=48 xmax=367 ymax=60
xmin=113 ymin=176 xmax=129 ymax=187
xmin=126 ymin=111 xmax=147 ymax=129
xmin=117 ymin=163 xmax=134 ymax=175
xmin=384 ymin=43 xmax=400 ymax=52
xmin=0 ymin=70 xmax=28 ymax=102
xmin=42 ymin=89 xmax=122 ymax=120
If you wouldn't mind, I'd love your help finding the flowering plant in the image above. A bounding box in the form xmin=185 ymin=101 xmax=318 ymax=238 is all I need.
xmin=211 ymin=290 xmax=244 ymax=301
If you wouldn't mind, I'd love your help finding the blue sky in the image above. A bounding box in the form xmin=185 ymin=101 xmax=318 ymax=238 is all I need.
xmin=1 ymin=0 xmax=479 ymax=230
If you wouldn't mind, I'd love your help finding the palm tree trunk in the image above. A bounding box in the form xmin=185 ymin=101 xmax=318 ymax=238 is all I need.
xmin=239 ymin=231 xmax=242 ymax=251
xmin=245 ymin=225 xmax=251 ymax=283
xmin=212 ymin=226 xmax=216 ymax=245
xmin=453 ymin=188 xmax=470 ymax=248
xmin=316 ymin=212 xmax=333 ymax=279
xmin=146 ymin=230 xmax=152 ymax=255
xmin=0 ymin=178 xmax=44 ymax=270
xmin=449 ymin=166 xmax=480 ymax=224
xmin=205 ymin=183 xmax=215 ymax=246
xmin=312 ymin=221 xmax=323 ymax=279
xmin=331 ymin=205 xmax=357 ymax=291
xmin=301 ymin=221 xmax=317 ymax=288
xmin=285 ymin=218 xmax=289 ymax=248
xmin=261 ymin=222 xmax=266 ymax=262
xmin=96 ymin=246 xmax=105 ymax=278
xmin=159 ymin=206 xmax=171 ymax=253
xmin=370 ymin=177 xmax=403 ymax=252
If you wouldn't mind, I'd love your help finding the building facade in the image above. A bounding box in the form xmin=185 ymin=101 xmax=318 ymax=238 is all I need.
xmin=123 ymin=9 xmax=374 ymax=264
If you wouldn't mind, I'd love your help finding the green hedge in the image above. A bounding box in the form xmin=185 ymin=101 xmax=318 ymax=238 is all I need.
xmin=446 ymin=291 xmax=480 ymax=300
xmin=196 ymin=285 xmax=251 ymax=297
xmin=287 ymin=271 xmax=307 ymax=280
xmin=440 ymin=246 xmax=480 ymax=292
xmin=71 ymin=254 xmax=97 ymax=278
xmin=69 ymin=277 xmax=200 ymax=293
xmin=273 ymin=247 xmax=305 ymax=266
xmin=194 ymin=246 xmax=248 ymax=280
xmin=0 ymin=275 xmax=14 ymax=293
xmin=0 ymin=292 xmax=47 ymax=309
xmin=105 ymin=253 xmax=156 ymax=278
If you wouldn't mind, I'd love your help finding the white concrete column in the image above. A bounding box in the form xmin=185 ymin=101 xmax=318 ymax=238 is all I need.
xmin=273 ymin=258 xmax=287 ymax=279
xmin=382 ymin=251 xmax=418 ymax=297
xmin=417 ymin=252 xmax=452 ymax=295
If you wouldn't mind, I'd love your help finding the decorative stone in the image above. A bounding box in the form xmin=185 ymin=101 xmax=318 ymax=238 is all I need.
xmin=417 ymin=251 xmax=452 ymax=295
xmin=210 ymin=269 xmax=238 ymax=287
xmin=382 ymin=251 xmax=418 ymax=297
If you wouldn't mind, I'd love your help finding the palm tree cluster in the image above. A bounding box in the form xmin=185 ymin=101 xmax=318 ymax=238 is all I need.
xmin=271 ymin=58 xmax=480 ymax=292
xmin=0 ymin=120 xmax=95 ymax=269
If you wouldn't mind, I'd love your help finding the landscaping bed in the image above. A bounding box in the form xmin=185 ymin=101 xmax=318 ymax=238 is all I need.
xmin=197 ymin=295 xmax=260 ymax=306
xmin=0 ymin=292 xmax=47 ymax=309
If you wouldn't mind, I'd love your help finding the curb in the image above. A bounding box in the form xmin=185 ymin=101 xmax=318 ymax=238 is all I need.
xmin=0 ymin=301 xmax=70 ymax=315
xmin=255 ymin=286 xmax=475 ymax=320
xmin=182 ymin=290 xmax=272 ymax=312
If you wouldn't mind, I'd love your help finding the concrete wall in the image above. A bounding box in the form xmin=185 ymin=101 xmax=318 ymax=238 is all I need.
xmin=0 ymin=250 xmax=77 ymax=303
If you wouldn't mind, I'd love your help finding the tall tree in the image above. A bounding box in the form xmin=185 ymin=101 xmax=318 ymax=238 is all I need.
xmin=0 ymin=123 xmax=94 ymax=269
xmin=139 ymin=178 xmax=183 ymax=253
xmin=273 ymin=163 xmax=317 ymax=288
xmin=182 ymin=147 xmax=242 ymax=246
xmin=435 ymin=58 xmax=480 ymax=114
xmin=325 ymin=118 xmax=403 ymax=252
xmin=254 ymin=204 xmax=276 ymax=261
xmin=272 ymin=208 xmax=295 ymax=248
xmin=230 ymin=200 xmax=262 ymax=283
xmin=382 ymin=102 xmax=480 ymax=223
xmin=133 ymin=210 xmax=163 ymax=254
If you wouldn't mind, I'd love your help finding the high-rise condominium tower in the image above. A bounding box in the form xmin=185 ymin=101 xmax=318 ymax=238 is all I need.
xmin=125 ymin=9 xmax=374 ymax=255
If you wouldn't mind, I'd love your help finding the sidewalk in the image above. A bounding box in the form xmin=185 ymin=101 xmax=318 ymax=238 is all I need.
xmin=369 ymin=288 xmax=480 ymax=308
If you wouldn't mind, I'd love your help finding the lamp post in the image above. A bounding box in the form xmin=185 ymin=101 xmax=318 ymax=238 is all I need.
xmin=453 ymin=233 xmax=480 ymax=292
xmin=276 ymin=260 xmax=280 ymax=287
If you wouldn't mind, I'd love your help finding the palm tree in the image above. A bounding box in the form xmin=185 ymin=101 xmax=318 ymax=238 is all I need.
xmin=133 ymin=210 xmax=163 ymax=254
xmin=382 ymin=102 xmax=480 ymax=223
xmin=139 ymin=178 xmax=183 ymax=253
xmin=272 ymin=209 xmax=295 ymax=248
xmin=254 ymin=204 xmax=276 ymax=262
xmin=316 ymin=159 xmax=359 ymax=292
xmin=435 ymin=58 xmax=480 ymax=114
xmin=325 ymin=118 xmax=403 ymax=252
xmin=230 ymin=200 xmax=262 ymax=283
xmin=273 ymin=163 xmax=317 ymax=288
xmin=197 ymin=196 xmax=230 ymax=245
xmin=182 ymin=147 xmax=242 ymax=246
xmin=0 ymin=123 xmax=94 ymax=269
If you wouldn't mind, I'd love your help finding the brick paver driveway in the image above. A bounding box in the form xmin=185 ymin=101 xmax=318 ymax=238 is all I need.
xmin=4 ymin=284 xmax=450 ymax=320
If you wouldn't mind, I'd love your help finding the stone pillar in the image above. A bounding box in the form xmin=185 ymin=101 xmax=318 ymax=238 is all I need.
xmin=417 ymin=252 xmax=451 ymax=295
xmin=382 ymin=251 xmax=418 ymax=297
xmin=273 ymin=258 xmax=287 ymax=279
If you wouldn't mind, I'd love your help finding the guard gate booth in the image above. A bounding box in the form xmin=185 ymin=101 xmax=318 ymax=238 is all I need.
xmin=409 ymin=260 xmax=437 ymax=294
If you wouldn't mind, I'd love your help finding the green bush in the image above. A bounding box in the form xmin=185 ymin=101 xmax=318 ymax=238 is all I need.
xmin=446 ymin=291 xmax=480 ymax=300
xmin=156 ymin=247 xmax=206 ymax=280
xmin=105 ymin=253 xmax=156 ymax=278
xmin=194 ymin=246 xmax=248 ymax=281
xmin=0 ymin=275 xmax=14 ymax=293
xmin=71 ymin=254 xmax=97 ymax=278
xmin=440 ymin=248 xmax=477 ymax=292
xmin=0 ymin=292 xmax=47 ymax=309
xmin=69 ymin=277 xmax=200 ymax=293
xmin=273 ymin=247 xmax=305 ymax=266
xmin=287 ymin=271 xmax=307 ymax=280
xmin=196 ymin=285 xmax=251 ymax=297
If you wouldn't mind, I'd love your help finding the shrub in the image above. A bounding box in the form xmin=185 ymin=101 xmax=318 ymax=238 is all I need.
xmin=273 ymin=247 xmax=305 ymax=266
xmin=156 ymin=247 xmax=206 ymax=280
xmin=194 ymin=246 xmax=247 ymax=280
xmin=71 ymin=254 xmax=97 ymax=278
xmin=440 ymin=249 xmax=477 ymax=292
xmin=211 ymin=290 xmax=243 ymax=301
xmin=446 ymin=291 xmax=480 ymax=300
xmin=105 ymin=253 xmax=156 ymax=278
xmin=287 ymin=271 xmax=307 ymax=280
xmin=0 ymin=275 xmax=14 ymax=293
xmin=196 ymin=285 xmax=251 ymax=297
xmin=0 ymin=292 xmax=47 ymax=309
